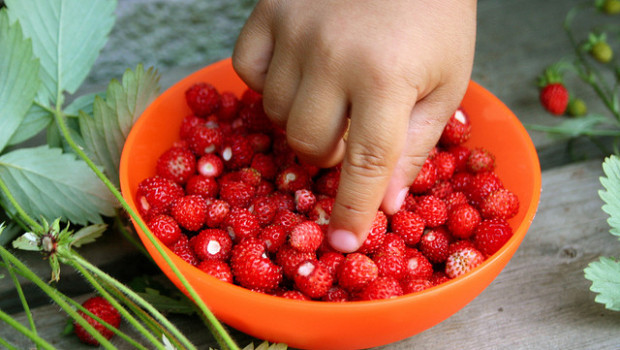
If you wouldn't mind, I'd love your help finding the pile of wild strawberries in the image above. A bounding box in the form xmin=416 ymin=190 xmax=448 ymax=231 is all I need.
xmin=134 ymin=82 xmax=520 ymax=302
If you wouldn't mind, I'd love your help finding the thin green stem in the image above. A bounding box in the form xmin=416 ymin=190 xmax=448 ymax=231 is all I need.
xmin=0 ymin=254 xmax=39 ymax=350
xmin=0 ymin=308 xmax=55 ymax=350
xmin=62 ymin=294 xmax=150 ymax=350
xmin=69 ymin=251 xmax=196 ymax=350
xmin=0 ymin=334 xmax=20 ymax=350
xmin=53 ymin=110 xmax=239 ymax=350
xmin=0 ymin=246 xmax=116 ymax=349
xmin=68 ymin=260 xmax=165 ymax=350
xmin=0 ymin=178 xmax=43 ymax=233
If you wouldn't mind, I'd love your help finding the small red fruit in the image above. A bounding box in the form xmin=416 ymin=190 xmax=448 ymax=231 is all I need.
xmin=445 ymin=246 xmax=485 ymax=279
xmin=480 ymin=188 xmax=520 ymax=220
xmin=289 ymin=221 xmax=324 ymax=253
xmin=359 ymin=276 xmax=404 ymax=301
xmin=147 ymin=214 xmax=182 ymax=247
xmin=73 ymin=296 xmax=121 ymax=346
xmin=539 ymin=83 xmax=569 ymax=115
xmin=439 ymin=107 xmax=471 ymax=146
xmin=414 ymin=195 xmax=448 ymax=228
xmin=185 ymin=175 xmax=219 ymax=199
xmin=338 ymin=253 xmax=379 ymax=293
xmin=197 ymin=260 xmax=233 ymax=283
xmin=472 ymin=218 xmax=514 ymax=257
xmin=185 ymin=82 xmax=221 ymax=117
xmin=196 ymin=153 xmax=224 ymax=178
xmin=390 ymin=210 xmax=425 ymax=246
xmin=447 ymin=203 xmax=482 ymax=239
xmin=467 ymin=147 xmax=496 ymax=173
xmin=294 ymin=260 xmax=334 ymax=299
xmin=191 ymin=228 xmax=233 ymax=261
xmin=188 ymin=124 xmax=223 ymax=156
xmin=156 ymin=146 xmax=196 ymax=184
xmin=135 ymin=176 xmax=184 ymax=220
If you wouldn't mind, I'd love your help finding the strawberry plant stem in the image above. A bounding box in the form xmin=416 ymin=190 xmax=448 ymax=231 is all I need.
xmin=113 ymin=211 xmax=151 ymax=259
xmin=68 ymin=259 xmax=168 ymax=350
xmin=0 ymin=335 xmax=20 ymax=350
xmin=0 ymin=178 xmax=43 ymax=233
xmin=52 ymin=109 xmax=240 ymax=350
xmin=0 ymin=253 xmax=39 ymax=350
xmin=0 ymin=309 xmax=55 ymax=350
xmin=0 ymin=246 xmax=116 ymax=349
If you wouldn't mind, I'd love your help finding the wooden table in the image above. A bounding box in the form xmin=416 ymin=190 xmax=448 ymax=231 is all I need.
xmin=2 ymin=0 xmax=620 ymax=349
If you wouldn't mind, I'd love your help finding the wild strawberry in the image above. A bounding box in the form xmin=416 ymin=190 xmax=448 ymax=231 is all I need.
xmin=205 ymin=199 xmax=230 ymax=228
xmin=255 ymin=179 xmax=275 ymax=197
xmin=402 ymin=193 xmax=417 ymax=212
xmin=429 ymin=271 xmax=451 ymax=286
xmin=276 ymin=243 xmax=317 ymax=280
xmin=314 ymin=168 xmax=341 ymax=197
xmin=359 ymin=276 xmax=403 ymax=301
xmin=171 ymin=234 xmax=199 ymax=266
xmin=197 ymin=259 xmax=233 ymax=283
xmin=259 ymin=224 xmax=288 ymax=253
xmin=188 ymin=124 xmax=223 ymax=156
xmin=447 ymin=239 xmax=476 ymax=256
xmin=450 ymin=172 xmax=473 ymax=193
xmin=373 ymin=252 xmax=406 ymax=280
xmin=186 ymin=175 xmax=219 ymax=199
xmin=217 ymin=91 xmax=240 ymax=121
xmin=400 ymin=277 xmax=433 ymax=294
xmin=433 ymin=151 xmax=456 ymax=181
xmin=439 ymin=107 xmax=471 ymax=146
xmin=136 ymin=176 xmax=184 ymax=220
xmin=308 ymin=197 xmax=334 ymax=226
xmin=223 ymin=207 xmax=260 ymax=243
xmin=231 ymin=238 xmax=282 ymax=292
xmin=219 ymin=180 xmax=256 ymax=208
xmin=358 ymin=211 xmax=388 ymax=255
xmin=249 ymin=195 xmax=278 ymax=226
xmin=170 ymin=194 xmax=208 ymax=232
xmin=404 ymin=248 xmax=433 ymax=280
xmin=289 ymin=221 xmax=324 ymax=253
xmin=276 ymin=164 xmax=311 ymax=193
xmin=73 ymin=296 xmax=121 ymax=346
xmin=465 ymin=171 xmax=504 ymax=207
xmin=390 ymin=210 xmax=425 ymax=246
xmin=447 ymin=203 xmax=482 ymax=239
xmin=191 ymin=228 xmax=233 ymax=261
xmin=338 ymin=253 xmax=379 ymax=292
xmin=321 ymin=286 xmax=350 ymax=302
xmin=418 ymin=227 xmax=451 ymax=264
xmin=539 ymin=83 xmax=569 ymax=115
xmin=270 ymin=191 xmax=296 ymax=212
xmin=241 ymin=88 xmax=262 ymax=105
xmin=467 ymin=147 xmax=496 ymax=173
xmin=156 ymin=146 xmax=196 ymax=184
xmin=294 ymin=260 xmax=334 ymax=299
xmin=251 ymin=153 xmax=278 ymax=180
xmin=239 ymin=102 xmax=273 ymax=133
xmin=410 ymin=158 xmax=437 ymax=193
xmin=318 ymin=251 xmax=345 ymax=279
xmin=147 ymin=214 xmax=182 ymax=247
xmin=185 ymin=82 xmax=221 ymax=117
xmin=480 ymin=188 xmax=520 ymax=220
xmin=414 ymin=195 xmax=448 ymax=228
xmin=444 ymin=191 xmax=469 ymax=212
xmin=373 ymin=233 xmax=406 ymax=257
xmin=447 ymin=145 xmax=471 ymax=173
xmin=445 ymin=246 xmax=485 ymax=279
xmin=180 ymin=114 xmax=205 ymax=140
xmin=220 ymin=134 xmax=254 ymax=170
xmin=196 ymin=153 xmax=224 ymax=178
xmin=472 ymin=218 xmax=513 ymax=257
xmin=294 ymin=189 xmax=316 ymax=214
xmin=429 ymin=180 xmax=453 ymax=199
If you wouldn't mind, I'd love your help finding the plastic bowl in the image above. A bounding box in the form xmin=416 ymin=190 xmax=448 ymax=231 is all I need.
xmin=119 ymin=58 xmax=541 ymax=350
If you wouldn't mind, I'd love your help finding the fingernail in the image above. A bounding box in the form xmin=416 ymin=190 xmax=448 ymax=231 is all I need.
xmin=328 ymin=229 xmax=360 ymax=253
xmin=394 ymin=188 xmax=409 ymax=212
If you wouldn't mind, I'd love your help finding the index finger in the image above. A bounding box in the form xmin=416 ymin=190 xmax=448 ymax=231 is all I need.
xmin=327 ymin=89 xmax=414 ymax=253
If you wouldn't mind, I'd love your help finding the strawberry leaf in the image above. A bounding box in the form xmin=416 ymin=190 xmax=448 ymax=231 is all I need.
xmin=5 ymin=0 xmax=116 ymax=107
xmin=599 ymin=155 xmax=620 ymax=239
xmin=0 ymin=9 xmax=40 ymax=153
xmin=584 ymin=256 xmax=620 ymax=311
xmin=526 ymin=114 xmax=619 ymax=140
xmin=70 ymin=223 xmax=107 ymax=248
xmin=79 ymin=65 xmax=160 ymax=187
xmin=6 ymin=104 xmax=53 ymax=147
xmin=0 ymin=146 xmax=117 ymax=225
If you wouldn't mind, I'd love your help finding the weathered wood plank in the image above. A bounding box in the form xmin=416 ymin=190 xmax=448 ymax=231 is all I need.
xmin=3 ymin=160 xmax=619 ymax=349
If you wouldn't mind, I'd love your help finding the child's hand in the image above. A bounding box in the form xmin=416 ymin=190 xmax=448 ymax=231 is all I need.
xmin=233 ymin=0 xmax=477 ymax=252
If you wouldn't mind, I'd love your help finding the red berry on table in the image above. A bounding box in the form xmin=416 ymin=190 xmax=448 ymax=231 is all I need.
xmin=272 ymin=208 xmax=304 ymax=231
xmin=472 ymin=218 xmax=514 ymax=257
xmin=185 ymin=82 xmax=221 ymax=117
xmin=156 ymin=146 xmax=196 ymax=184
xmin=197 ymin=259 xmax=233 ymax=283
xmin=338 ymin=253 xmax=379 ymax=293
xmin=289 ymin=221 xmax=324 ymax=253
xmin=539 ymin=82 xmax=569 ymax=115
xmin=480 ymin=188 xmax=520 ymax=220
xmin=135 ymin=176 xmax=184 ymax=220
xmin=390 ymin=210 xmax=425 ymax=246
xmin=447 ymin=203 xmax=482 ymax=239
xmin=170 ymin=194 xmax=208 ymax=232
xmin=191 ymin=228 xmax=233 ymax=261
xmin=439 ymin=107 xmax=471 ymax=146
xmin=445 ymin=246 xmax=485 ymax=279
xmin=246 ymin=132 xmax=272 ymax=153
xmin=294 ymin=260 xmax=334 ymax=299
xmin=73 ymin=296 xmax=121 ymax=346
xmin=359 ymin=276 xmax=404 ymax=301
xmin=147 ymin=214 xmax=182 ymax=247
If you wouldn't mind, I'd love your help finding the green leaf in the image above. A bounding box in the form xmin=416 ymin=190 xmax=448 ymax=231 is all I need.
xmin=5 ymin=0 xmax=116 ymax=106
xmin=0 ymin=221 xmax=22 ymax=247
xmin=6 ymin=103 xmax=52 ymax=146
xmin=0 ymin=146 xmax=117 ymax=226
xmin=0 ymin=9 xmax=41 ymax=153
xmin=11 ymin=232 xmax=40 ymax=251
xmin=599 ymin=155 xmax=620 ymax=238
xmin=70 ymin=223 xmax=107 ymax=248
xmin=526 ymin=114 xmax=620 ymax=140
xmin=584 ymin=256 xmax=620 ymax=311
xmin=79 ymin=65 xmax=160 ymax=187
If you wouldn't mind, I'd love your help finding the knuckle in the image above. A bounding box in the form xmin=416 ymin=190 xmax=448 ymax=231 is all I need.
xmin=345 ymin=141 xmax=393 ymax=180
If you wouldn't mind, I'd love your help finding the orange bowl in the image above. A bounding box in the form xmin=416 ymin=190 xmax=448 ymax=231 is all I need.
xmin=120 ymin=58 xmax=541 ymax=350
